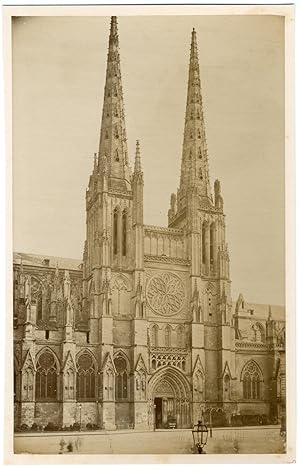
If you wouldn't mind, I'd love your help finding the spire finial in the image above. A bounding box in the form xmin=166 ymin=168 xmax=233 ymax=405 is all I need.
xmin=109 ymin=16 xmax=118 ymax=41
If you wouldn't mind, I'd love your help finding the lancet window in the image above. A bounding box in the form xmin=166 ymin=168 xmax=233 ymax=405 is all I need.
xmin=122 ymin=211 xmax=127 ymax=256
xmin=114 ymin=355 xmax=128 ymax=400
xmin=35 ymin=350 xmax=58 ymax=400
xmin=113 ymin=209 xmax=118 ymax=255
xmin=151 ymin=324 xmax=159 ymax=347
xmin=76 ymin=352 xmax=96 ymax=400
xmin=165 ymin=324 xmax=172 ymax=347
xmin=202 ymin=223 xmax=206 ymax=264
xmin=210 ymin=223 xmax=214 ymax=264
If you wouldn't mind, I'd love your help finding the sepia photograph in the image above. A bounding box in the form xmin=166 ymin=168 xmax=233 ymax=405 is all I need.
xmin=4 ymin=3 xmax=295 ymax=464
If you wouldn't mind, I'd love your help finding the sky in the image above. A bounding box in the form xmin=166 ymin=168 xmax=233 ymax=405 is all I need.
xmin=12 ymin=15 xmax=285 ymax=305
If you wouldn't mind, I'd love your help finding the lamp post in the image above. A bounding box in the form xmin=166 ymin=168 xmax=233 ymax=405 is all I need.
xmin=78 ymin=403 xmax=82 ymax=431
xmin=192 ymin=420 xmax=208 ymax=454
xmin=208 ymin=407 xmax=222 ymax=438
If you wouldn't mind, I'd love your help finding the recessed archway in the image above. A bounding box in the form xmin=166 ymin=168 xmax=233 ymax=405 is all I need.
xmin=148 ymin=366 xmax=191 ymax=429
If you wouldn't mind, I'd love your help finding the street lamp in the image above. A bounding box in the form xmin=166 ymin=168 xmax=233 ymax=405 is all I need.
xmin=209 ymin=407 xmax=222 ymax=438
xmin=78 ymin=403 xmax=82 ymax=431
xmin=192 ymin=420 xmax=208 ymax=454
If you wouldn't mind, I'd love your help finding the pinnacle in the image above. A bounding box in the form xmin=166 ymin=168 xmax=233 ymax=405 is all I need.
xmin=134 ymin=139 xmax=142 ymax=174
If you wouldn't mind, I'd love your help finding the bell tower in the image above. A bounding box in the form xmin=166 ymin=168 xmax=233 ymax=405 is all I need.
xmin=168 ymin=28 xmax=236 ymax=416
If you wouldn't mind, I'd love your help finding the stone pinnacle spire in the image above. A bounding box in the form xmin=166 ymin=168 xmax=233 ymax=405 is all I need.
xmin=178 ymin=28 xmax=212 ymax=208
xmin=134 ymin=140 xmax=142 ymax=174
xmin=98 ymin=16 xmax=131 ymax=191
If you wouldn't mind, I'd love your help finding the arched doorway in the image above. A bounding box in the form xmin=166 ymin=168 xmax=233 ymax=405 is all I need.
xmin=148 ymin=366 xmax=191 ymax=429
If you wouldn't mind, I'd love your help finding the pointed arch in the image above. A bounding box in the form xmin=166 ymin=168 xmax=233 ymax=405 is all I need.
xmin=114 ymin=350 xmax=129 ymax=400
xmin=201 ymin=221 xmax=206 ymax=264
xmin=252 ymin=322 xmax=265 ymax=343
xmin=176 ymin=324 xmax=184 ymax=348
xmin=148 ymin=365 xmax=191 ymax=400
xmin=113 ymin=207 xmax=119 ymax=255
xmin=209 ymin=222 xmax=215 ymax=265
xmin=122 ymin=209 xmax=127 ymax=256
xmin=165 ymin=324 xmax=172 ymax=347
xmin=224 ymin=374 xmax=230 ymax=400
xmin=111 ymin=273 xmax=131 ymax=292
xmin=35 ymin=348 xmax=60 ymax=401
xmin=241 ymin=360 xmax=263 ymax=400
xmin=76 ymin=349 xmax=97 ymax=401
xmin=150 ymin=323 xmax=159 ymax=348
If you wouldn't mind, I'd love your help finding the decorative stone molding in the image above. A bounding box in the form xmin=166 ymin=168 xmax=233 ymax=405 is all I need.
xmin=144 ymin=254 xmax=190 ymax=266
xmin=150 ymin=349 xmax=187 ymax=372
xmin=235 ymin=341 xmax=269 ymax=350
xmin=144 ymin=225 xmax=183 ymax=236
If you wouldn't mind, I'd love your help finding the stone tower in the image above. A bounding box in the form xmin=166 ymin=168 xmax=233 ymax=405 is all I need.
xmin=168 ymin=27 xmax=236 ymax=419
xmin=82 ymin=16 xmax=147 ymax=429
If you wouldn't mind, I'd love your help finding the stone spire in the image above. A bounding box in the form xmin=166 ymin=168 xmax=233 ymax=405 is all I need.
xmin=98 ymin=16 xmax=131 ymax=191
xmin=134 ymin=140 xmax=142 ymax=175
xmin=178 ymin=28 xmax=212 ymax=210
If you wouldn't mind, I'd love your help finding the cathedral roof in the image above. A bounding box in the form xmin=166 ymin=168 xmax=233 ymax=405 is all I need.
xmin=13 ymin=252 xmax=82 ymax=272
xmin=234 ymin=299 xmax=285 ymax=322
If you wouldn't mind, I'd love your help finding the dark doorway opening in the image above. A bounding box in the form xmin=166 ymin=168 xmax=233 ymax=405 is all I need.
xmin=154 ymin=397 xmax=163 ymax=429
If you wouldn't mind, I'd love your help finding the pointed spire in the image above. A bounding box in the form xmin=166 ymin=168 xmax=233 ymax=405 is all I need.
xmin=177 ymin=28 xmax=212 ymax=211
xmin=134 ymin=140 xmax=142 ymax=173
xmin=98 ymin=16 xmax=131 ymax=191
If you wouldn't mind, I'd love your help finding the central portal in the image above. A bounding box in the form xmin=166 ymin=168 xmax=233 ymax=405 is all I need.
xmin=149 ymin=366 xmax=191 ymax=429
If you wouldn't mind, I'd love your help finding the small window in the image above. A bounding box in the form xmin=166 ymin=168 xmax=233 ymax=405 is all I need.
xmin=45 ymin=330 xmax=49 ymax=340
xmin=87 ymin=332 xmax=90 ymax=343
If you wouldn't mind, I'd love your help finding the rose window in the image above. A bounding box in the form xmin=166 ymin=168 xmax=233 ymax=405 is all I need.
xmin=146 ymin=272 xmax=185 ymax=316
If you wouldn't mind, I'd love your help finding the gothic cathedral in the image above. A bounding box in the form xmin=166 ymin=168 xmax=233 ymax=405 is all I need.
xmin=13 ymin=17 xmax=286 ymax=431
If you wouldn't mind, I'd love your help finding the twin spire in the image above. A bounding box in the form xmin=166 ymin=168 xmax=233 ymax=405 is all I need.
xmin=96 ymin=17 xmax=212 ymax=203
xmin=178 ymin=26 xmax=212 ymax=209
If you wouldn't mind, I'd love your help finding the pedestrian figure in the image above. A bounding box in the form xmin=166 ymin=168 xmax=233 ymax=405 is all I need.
xmin=75 ymin=437 xmax=81 ymax=452
xmin=59 ymin=438 xmax=66 ymax=454
xmin=67 ymin=441 xmax=74 ymax=452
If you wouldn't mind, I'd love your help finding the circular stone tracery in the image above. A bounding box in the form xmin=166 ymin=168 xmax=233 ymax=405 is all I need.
xmin=146 ymin=272 xmax=185 ymax=316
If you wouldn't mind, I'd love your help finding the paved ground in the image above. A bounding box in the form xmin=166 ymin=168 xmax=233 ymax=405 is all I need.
xmin=14 ymin=426 xmax=285 ymax=455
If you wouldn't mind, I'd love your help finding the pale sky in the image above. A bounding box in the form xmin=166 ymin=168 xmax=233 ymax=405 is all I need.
xmin=12 ymin=15 xmax=285 ymax=305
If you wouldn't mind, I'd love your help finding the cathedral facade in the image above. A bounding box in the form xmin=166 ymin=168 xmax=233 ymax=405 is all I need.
xmin=13 ymin=17 xmax=286 ymax=431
